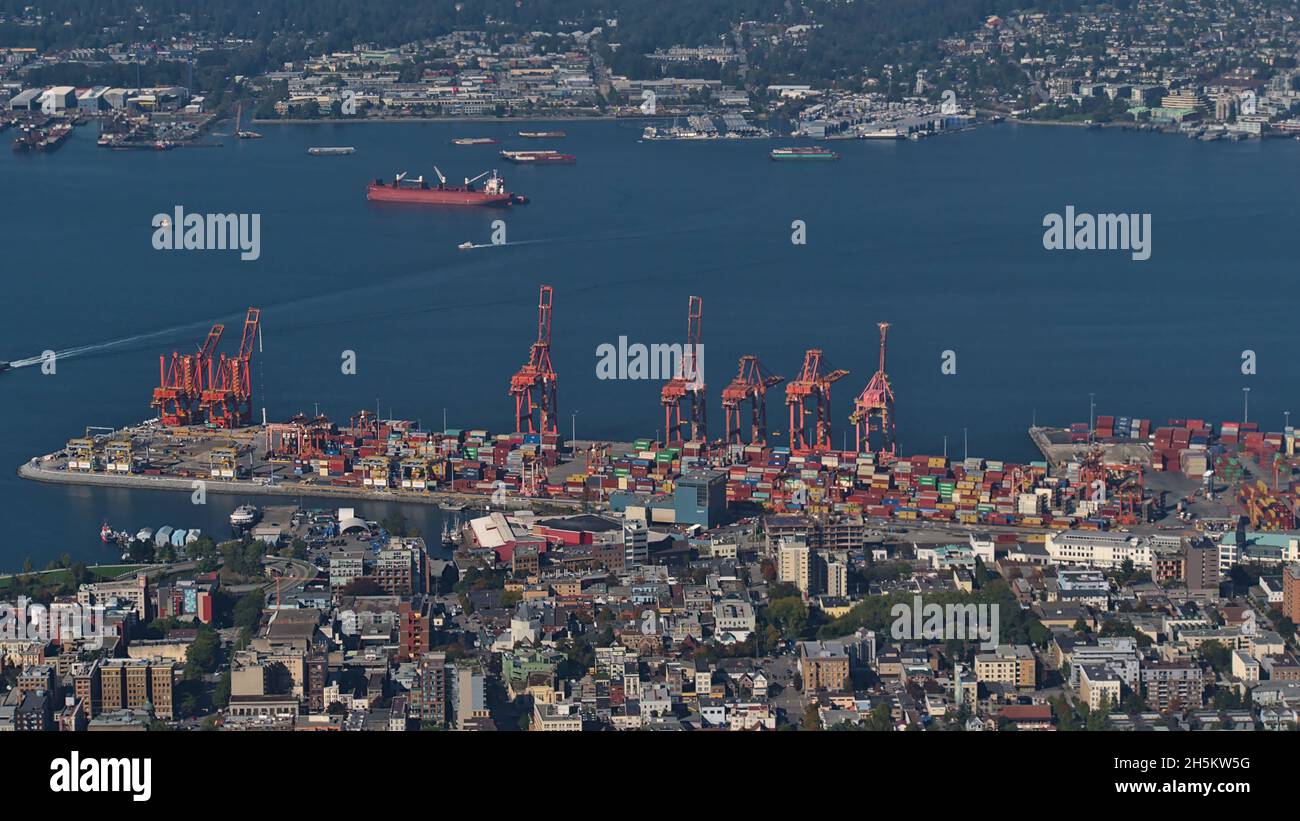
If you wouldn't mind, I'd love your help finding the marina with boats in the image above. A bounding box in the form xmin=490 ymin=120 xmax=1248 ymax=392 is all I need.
xmin=641 ymin=114 xmax=772 ymax=141
xmin=11 ymin=118 xmax=73 ymax=152
xmin=93 ymin=500 xmax=468 ymax=560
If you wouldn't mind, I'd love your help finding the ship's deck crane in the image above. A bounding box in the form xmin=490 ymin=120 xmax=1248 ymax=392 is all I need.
xmin=509 ymin=285 xmax=559 ymax=436
xmin=200 ymin=308 xmax=260 ymax=428
xmin=785 ymin=349 xmax=847 ymax=455
xmin=661 ymin=295 xmax=706 ymax=446
xmin=850 ymin=322 xmax=897 ymax=456
xmin=721 ymin=355 xmax=783 ymax=446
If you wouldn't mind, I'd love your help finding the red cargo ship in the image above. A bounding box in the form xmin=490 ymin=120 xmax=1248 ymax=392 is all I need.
xmin=365 ymin=167 xmax=527 ymax=206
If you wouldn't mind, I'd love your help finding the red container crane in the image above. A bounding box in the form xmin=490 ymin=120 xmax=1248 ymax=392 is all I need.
xmin=200 ymin=308 xmax=260 ymax=428
xmin=151 ymin=323 xmax=224 ymax=426
xmin=721 ymin=355 xmax=783 ymax=446
xmin=509 ymin=285 xmax=558 ymax=436
xmin=785 ymin=349 xmax=847 ymax=455
xmin=660 ymin=295 xmax=706 ymax=446
xmin=850 ymin=322 xmax=897 ymax=456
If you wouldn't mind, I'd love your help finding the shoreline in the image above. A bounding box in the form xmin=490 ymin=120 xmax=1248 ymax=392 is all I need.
xmin=1012 ymin=118 xmax=1170 ymax=132
xmin=1009 ymin=117 xmax=1288 ymax=140
xmin=252 ymin=113 xmax=1286 ymax=143
xmin=253 ymin=114 xmax=642 ymax=125
xmin=16 ymin=460 xmax=583 ymax=511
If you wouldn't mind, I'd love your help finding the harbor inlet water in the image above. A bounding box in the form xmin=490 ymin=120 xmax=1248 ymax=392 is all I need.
xmin=1 ymin=120 xmax=1297 ymax=567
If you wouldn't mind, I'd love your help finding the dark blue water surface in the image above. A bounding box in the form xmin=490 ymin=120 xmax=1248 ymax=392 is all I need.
xmin=2 ymin=119 xmax=1297 ymax=567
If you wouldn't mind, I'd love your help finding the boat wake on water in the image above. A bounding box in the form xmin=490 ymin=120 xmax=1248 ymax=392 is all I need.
xmin=4 ymin=221 xmax=736 ymax=371
xmin=457 ymin=224 xmax=719 ymax=253
xmin=5 ymin=315 xmax=245 ymax=369
xmin=458 ymin=239 xmax=551 ymax=250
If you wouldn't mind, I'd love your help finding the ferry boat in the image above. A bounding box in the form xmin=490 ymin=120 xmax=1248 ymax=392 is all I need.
xmin=861 ymin=127 xmax=903 ymax=140
xmin=770 ymin=146 xmax=839 ymax=161
xmin=231 ymin=504 xmax=260 ymax=528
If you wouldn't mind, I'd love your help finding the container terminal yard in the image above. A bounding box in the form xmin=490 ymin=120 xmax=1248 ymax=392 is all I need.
xmin=17 ymin=287 xmax=1300 ymax=543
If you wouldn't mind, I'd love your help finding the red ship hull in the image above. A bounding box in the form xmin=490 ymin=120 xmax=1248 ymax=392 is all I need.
xmin=367 ymin=182 xmax=513 ymax=206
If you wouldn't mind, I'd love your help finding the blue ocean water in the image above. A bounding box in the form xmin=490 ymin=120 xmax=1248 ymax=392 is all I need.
xmin=1 ymin=119 xmax=1296 ymax=567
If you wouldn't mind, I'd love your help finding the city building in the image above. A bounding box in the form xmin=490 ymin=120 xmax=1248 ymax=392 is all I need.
xmin=798 ymin=640 xmax=851 ymax=692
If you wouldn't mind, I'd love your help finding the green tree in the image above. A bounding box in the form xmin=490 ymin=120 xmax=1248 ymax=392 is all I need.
xmin=863 ymin=702 xmax=893 ymax=731
xmin=1200 ymin=640 xmax=1231 ymax=674
xmin=765 ymin=596 xmax=809 ymax=640
xmin=801 ymin=702 xmax=821 ymax=730
xmin=184 ymin=626 xmax=221 ymax=680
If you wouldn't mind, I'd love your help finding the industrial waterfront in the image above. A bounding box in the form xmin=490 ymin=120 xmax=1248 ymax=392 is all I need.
xmin=3 ymin=119 xmax=1300 ymax=567
xmin=15 ymin=283 xmax=1280 ymax=554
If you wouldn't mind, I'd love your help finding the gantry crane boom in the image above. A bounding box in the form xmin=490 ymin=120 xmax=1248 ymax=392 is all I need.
xmin=199 ymin=308 xmax=260 ymax=428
